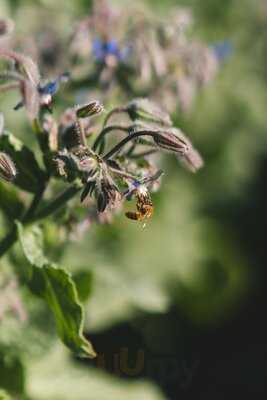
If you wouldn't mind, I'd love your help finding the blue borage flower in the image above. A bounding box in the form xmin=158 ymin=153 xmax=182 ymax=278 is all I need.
xmin=0 ymin=48 xmax=69 ymax=117
xmin=16 ymin=72 xmax=70 ymax=112
xmin=92 ymin=37 xmax=130 ymax=63
xmin=211 ymin=40 xmax=233 ymax=62
xmin=124 ymin=170 xmax=163 ymax=201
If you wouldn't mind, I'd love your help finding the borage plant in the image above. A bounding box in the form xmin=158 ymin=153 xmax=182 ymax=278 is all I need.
xmin=0 ymin=49 xmax=203 ymax=358
xmin=69 ymin=0 xmax=221 ymax=113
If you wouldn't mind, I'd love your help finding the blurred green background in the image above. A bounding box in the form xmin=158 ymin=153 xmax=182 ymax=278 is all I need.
xmin=1 ymin=0 xmax=267 ymax=398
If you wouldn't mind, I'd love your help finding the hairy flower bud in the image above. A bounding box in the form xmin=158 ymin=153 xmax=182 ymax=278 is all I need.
xmin=153 ymin=130 xmax=189 ymax=154
xmin=171 ymin=128 xmax=204 ymax=172
xmin=0 ymin=18 xmax=14 ymax=37
xmin=177 ymin=147 xmax=204 ymax=173
xmin=0 ymin=152 xmax=17 ymax=182
xmin=76 ymin=101 xmax=104 ymax=119
xmin=126 ymin=98 xmax=172 ymax=127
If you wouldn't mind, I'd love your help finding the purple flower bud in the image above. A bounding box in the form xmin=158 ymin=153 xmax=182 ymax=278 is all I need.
xmin=0 ymin=152 xmax=17 ymax=182
xmin=171 ymin=128 xmax=204 ymax=172
xmin=177 ymin=147 xmax=204 ymax=172
xmin=153 ymin=130 xmax=189 ymax=154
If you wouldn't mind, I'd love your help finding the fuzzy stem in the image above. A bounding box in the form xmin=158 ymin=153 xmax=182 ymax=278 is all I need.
xmin=93 ymin=124 xmax=129 ymax=152
xmin=102 ymin=107 xmax=127 ymax=127
xmin=129 ymin=149 xmax=158 ymax=159
xmin=109 ymin=167 xmax=138 ymax=181
xmin=75 ymin=119 xmax=87 ymax=146
xmin=32 ymin=118 xmax=49 ymax=155
xmin=103 ymin=130 xmax=159 ymax=160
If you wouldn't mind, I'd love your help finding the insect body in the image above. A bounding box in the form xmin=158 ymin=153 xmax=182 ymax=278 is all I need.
xmin=125 ymin=186 xmax=154 ymax=223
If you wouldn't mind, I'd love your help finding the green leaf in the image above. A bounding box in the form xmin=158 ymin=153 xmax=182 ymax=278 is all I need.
xmin=17 ymin=223 xmax=48 ymax=267
xmin=73 ymin=270 xmax=93 ymax=303
xmin=16 ymin=222 xmax=96 ymax=359
xmin=0 ymin=131 xmax=46 ymax=193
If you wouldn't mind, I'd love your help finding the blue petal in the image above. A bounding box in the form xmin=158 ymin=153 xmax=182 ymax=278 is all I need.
xmin=211 ymin=40 xmax=233 ymax=61
xmin=106 ymin=40 xmax=119 ymax=55
xmin=39 ymin=80 xmax=59 ymax=95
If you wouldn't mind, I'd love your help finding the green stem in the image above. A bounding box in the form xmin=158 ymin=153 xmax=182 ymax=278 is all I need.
xmin=0 ymin=228 xmax=17 ymax=258
xmin=103 ymin=130 xmax=158 ymax=160
xmin=93 ymin=125 xmax=129 ymax=153
xmin=31 ymin=184 xmax=80 ymax=222
xmin=23 ymin=184 xmax=46 ymax=221
xmin=0 ymin=184 xmax=81 ymax=258
xmin=102 ymin=107 xmax=127 ymax=128
xmin=129 ymin=149 xmax=158 ymax=159
xmin=32 ymin=118 xmax=48 ymax=155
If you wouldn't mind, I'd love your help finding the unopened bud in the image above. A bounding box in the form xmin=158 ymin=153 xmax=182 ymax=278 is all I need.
xmin=177 ymin=147 xmax=204 ymax=172
xmin=171 ymin=128 xmax=204 ymax=172
xmin=76 ymin=101 xmax=104 ymax=119
xmin=0 ymin=18 xmax=14 ymax=37
xmin=0 ymin=152 xmax=17 ymax=182
xmin=126 ymin=98 xmax=172 ymax=127
xmin=153 ymin=130 xmax=189 ymax=154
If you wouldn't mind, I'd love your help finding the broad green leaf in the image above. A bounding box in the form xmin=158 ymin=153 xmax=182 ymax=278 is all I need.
xmin=17 ymin=223 xmax=48 ymax=267
xmin=0 ymin=131 xmax=46 ymax=193
xmin=16 ymin=222 xmax=96 ymax=358
xmin=73 ymin=270 xmax=94 ymax=303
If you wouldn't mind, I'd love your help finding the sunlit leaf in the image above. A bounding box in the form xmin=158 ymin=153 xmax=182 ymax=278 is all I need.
xmin=73 ymin=270 xmax=94 ymax=303
xmin=16 ymin=222 xmax=96 ymax=358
